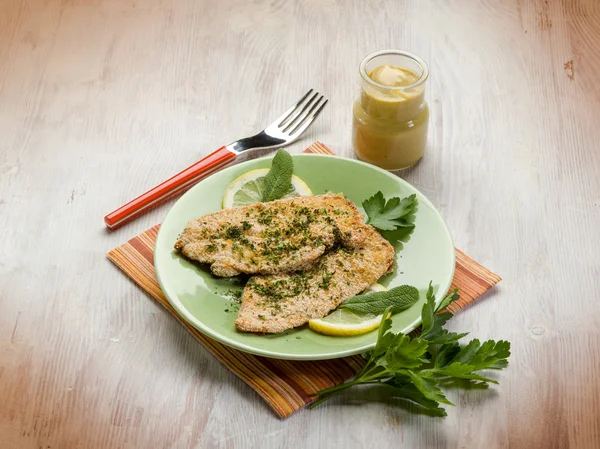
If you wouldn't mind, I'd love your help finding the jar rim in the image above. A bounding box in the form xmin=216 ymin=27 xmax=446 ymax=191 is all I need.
xmin=359 ymin=50 xmax=429 ymax=90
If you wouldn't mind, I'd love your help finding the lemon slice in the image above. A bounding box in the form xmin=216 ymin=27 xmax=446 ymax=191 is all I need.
xmin=222 ymin=168 xmax=313 ymax=208
xmin=309 ymin=283 xmax=389 ymax=337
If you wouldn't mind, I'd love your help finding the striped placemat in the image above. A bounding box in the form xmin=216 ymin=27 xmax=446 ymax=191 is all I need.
xmin=107 ymin=142 xmax=501 ymax=419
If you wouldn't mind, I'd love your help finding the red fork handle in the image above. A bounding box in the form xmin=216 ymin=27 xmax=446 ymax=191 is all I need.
xmin=104 ymin=146 xmax=237 ymax=230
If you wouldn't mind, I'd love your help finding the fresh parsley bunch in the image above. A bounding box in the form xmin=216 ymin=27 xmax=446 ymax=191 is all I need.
xmin=313 ymin=284 xmax=510 ymax=416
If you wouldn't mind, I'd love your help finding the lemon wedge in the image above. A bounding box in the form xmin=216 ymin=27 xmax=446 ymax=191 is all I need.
xmin=222 ymin=168 xmax=313 ymax=208
xmin=308 ymin=283 xmax=389 ymax=336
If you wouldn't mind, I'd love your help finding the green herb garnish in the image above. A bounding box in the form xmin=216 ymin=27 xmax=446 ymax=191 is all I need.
xmin=340 ymin=285 xmax=419 ymax=314
xmin=312 ymin=283 xmax=511 ymax=416
xmin=261 ymin=149 xmax=294 ymax=202
xmin=363 ymin=191 xmax=418 ymax=231
xmin=225 ymin=226 xmax=242 ymax=239
xmin=318 ymin=270 xmax=334 ymax=290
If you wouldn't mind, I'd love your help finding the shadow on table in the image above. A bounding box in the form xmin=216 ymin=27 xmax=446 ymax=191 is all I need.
xmin=323 ymin=384 xmax=446 ymax=417
xmin=319 ymin=381 xmax=499 ymax=418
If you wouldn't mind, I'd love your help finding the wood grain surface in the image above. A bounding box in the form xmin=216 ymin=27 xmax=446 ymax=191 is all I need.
xmin=1 ymin=0 xmax=599 ymax=448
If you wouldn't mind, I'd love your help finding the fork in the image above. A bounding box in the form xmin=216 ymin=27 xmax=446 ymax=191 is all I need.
xmin=104 ymin=89 xmax=328 ymax=230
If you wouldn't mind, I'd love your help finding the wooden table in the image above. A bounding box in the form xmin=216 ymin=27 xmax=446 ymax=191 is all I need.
xmin=2 ymin=0 xmax=600 ymax=447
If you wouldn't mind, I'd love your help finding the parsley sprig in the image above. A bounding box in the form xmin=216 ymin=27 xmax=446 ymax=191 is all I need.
xmin=312 ymin=283 xmax=510 ymax=416
xmin=363 ymin=191 xmax=418 ymax=231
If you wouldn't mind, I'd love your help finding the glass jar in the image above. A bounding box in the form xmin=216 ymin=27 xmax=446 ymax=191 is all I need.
xmin=352 ymin=50 xmax=429 ymax=170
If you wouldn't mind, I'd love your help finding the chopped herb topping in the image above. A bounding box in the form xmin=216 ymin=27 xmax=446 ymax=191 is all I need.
xmin=225 ymin=226 xmax=242 ymax=239
xmin=318 ymin=270 xmax=334 ymax=290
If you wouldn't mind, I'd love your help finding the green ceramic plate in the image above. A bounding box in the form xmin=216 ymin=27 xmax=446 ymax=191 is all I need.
xmin=155 ymin=154 xmax=455 ymax=360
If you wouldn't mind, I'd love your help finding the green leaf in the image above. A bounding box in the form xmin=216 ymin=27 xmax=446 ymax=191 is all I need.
xmin=433 ymin=340 xmax=510 ymax=374
xmin=362 ymin=191 xmax=385 ymax=223
xmin=468 ymin=340 xmax=511 ymax=370
xmin=368 ymin=307 xmax=395 ymax=360
xmin=362 ymin=192 xmax=418 ymax=231
xmin=436 ymin=289 xmax=460 ymax=312
xmin=426 ymin=328 xmax=469 ymax=345
xmin=436 ymin=362 xmax=498 ymax=384
xmin=420 ymin=282 xmax=436 ymax=335
xmin=452 ymin=339 xmax=482 ymax=364
xmin=261 ymin=149 xmax=294 ymax=202
xmin=384 ymin=335 xmax=429 ymax=370
xmin=340 ymin=285 xmax=420 ymax=314
xmin=426 ymin=312 xmax=453 ymax=334
xmin=420 ymin=284 xmax=468 ymax=344
xmin=434 ymin=343 xmax=461 ymax=368
xmin=489 ymin=360 xmax=509 ymax=369
xmin=426 ymin=281 xmax=435 ymax=299
xmin=407 ymin=370 xmax=454 ymax=405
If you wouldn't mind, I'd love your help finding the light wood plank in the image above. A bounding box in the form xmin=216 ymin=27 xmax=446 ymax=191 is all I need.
xmin=1 ymin=0 xmax=599 ymax=447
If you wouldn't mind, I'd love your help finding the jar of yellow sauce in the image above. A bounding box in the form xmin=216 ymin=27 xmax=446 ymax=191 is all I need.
xmin=352 ymin=50 xmax=429 ymax=170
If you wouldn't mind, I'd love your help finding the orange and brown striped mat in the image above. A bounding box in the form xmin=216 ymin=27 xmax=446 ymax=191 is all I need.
xmin=107 ymin=142 xmax=501 ymax=419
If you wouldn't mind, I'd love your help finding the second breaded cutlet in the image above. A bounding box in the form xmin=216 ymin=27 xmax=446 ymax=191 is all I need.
xmin=235 ymin=223 xmax=395 ymax=333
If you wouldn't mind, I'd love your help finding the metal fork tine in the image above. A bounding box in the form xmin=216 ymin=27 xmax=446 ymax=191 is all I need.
xmin=289 ymin=97 xmax=328 ymax=136
xmin=281 ymin=91 xmax=320 ymax=132
xmin=230 ymin=89 xmax=327 ymax=152
xmin=289 ymin=96 xmax=327 ymax=136
xmin=274 ymin=89 xmax=313 ymax=128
